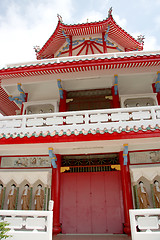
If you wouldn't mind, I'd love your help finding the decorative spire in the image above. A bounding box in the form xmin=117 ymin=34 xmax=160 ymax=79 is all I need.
xmin=108 ymin=7 xmax=112 ymax=17
xmin=33 ymin=45 xmax=40 ymax=53
xmin=137 ymin=35 xmax=145 ymax=45
xmin=57 ymin=14 xmax=63 ymax=22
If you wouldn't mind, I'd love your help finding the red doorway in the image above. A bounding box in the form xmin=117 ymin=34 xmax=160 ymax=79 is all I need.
xmin=60 ymin=171 xmax=124 ymax=234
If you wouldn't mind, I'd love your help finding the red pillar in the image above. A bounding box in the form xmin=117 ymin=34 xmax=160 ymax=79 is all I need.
xmin=69 ymin=35 xmax=72 ymax=56
xmin=152 ymin=83 xmax=160 ymax=105
xmin=119 ymin=151 xmax=133 ymax=235
xmin=111 ymin=86 xmax=120 ymax=108
xmin=20 ymin=93 xmax=28 ymax=115
xmin=59 ymin=90 xmax=67 ymax=112
xmin=51 ymin=154 xmax=61 ymax=235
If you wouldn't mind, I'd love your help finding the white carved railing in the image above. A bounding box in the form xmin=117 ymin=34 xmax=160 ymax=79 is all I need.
xmin=0 ymin=202 xmax=53 ymax=240
xmin=6 ymin=50 xmax=160 ymax=68
xmin=0 ymin=106 xmax=160 ymax=137
xmin=129 ymin=209 xmax=160 ymax=240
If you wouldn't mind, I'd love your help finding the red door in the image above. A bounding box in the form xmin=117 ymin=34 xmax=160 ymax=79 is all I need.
xmin=60 ymin=171 xmax=124 ymax=234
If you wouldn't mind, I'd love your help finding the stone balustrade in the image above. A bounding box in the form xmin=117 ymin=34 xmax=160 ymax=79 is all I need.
xmin=129 ymin=209 xmax=160 ymax=240
xmin=0 ymin=204 xmax=53 ymax=240
xmin=0 ymin=106 xmax=160 ymax=138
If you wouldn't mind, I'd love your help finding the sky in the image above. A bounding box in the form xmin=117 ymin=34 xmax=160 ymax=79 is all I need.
xmin=0 ymin=0 xmax=160 ymax=68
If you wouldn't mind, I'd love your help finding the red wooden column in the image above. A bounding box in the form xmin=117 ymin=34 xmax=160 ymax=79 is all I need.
xmin=152 ymin=83 xmax=160 ymax=105
xmin=59 ymin=90 xmax=67 ymax=112
xmin=51 ymin=154 xmax=61 ymax=235
xmin=119 ymin=151 xmax=133 ymax=235
xmin=111 ymin=86 xmax=120 ymax=108
xmin=69 ymin=35 xmax=72 ymax=56
xmin=20 ymin=93 xmax=28 ymax=115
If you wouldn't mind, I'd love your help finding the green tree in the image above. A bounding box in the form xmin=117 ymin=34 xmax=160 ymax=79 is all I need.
xmin=0 ymin=221 xmax=10 ymax=239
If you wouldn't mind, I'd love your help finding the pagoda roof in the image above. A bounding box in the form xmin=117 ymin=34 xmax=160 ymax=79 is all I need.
xmin=0 ymin=50 xmax=160 ymax=80
xmin=37 ymin=14 xmax=143 ymax=60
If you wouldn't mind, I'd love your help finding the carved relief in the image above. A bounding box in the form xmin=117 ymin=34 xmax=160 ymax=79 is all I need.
xmin=21 ymin=184 xmax=30 ymax=210
xmin=7 ymin=184 xmax=17 ymax=210
xmin=137 ymin=181 xmax=150 ymax=209
xmin=34 ymin=184 xmax=44 ymax=210
xmin=153 ymin=180 xmax=160 ymax=208
xmin=0 ymin=184 xmax=3 ymax=209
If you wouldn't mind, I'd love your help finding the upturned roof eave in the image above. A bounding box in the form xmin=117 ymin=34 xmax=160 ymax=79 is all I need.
xmin=37 ymin=15 xmax=143 ymax=60
xmin=0 ymin=53 xmax=160 ymax=80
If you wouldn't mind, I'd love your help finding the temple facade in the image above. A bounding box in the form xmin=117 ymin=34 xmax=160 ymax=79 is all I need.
xmin=0 ymin=9 xmax=160 ymax=235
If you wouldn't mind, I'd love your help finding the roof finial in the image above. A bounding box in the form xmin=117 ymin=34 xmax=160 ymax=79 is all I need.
xmin=108 ymin=7 xmax=112 ymax=17
xmin=137 ymin=35 xmax=145 ymax=45
xmin=33 ymin=45 xmax=40 ymax=53
xmin=57 ymin=14 xmax=63 ymax=23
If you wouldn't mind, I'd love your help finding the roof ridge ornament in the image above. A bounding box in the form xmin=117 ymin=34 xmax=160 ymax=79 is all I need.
xmin=108 ymin=7 xmax=113 ymax=18
xmin=57 ymin=14 xmax=63 ymax=23
xmin=137 ymin=35 xmax=145 ymax=45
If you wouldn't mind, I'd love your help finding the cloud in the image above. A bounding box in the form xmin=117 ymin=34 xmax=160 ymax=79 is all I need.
xmin=78 ymin=10 xmax=105 ymax=24
xmin=131 ymin=31 xmax=160 ymax=51
xmin=113 ymin=14 xmax=127 ymax=29
xmin=0 ymin=0 xmax=74 ymax=68
xmin=154 ymin=15 xmax=160 ymax=31
xmin=143 ymin=35 xmax=160 ymax=51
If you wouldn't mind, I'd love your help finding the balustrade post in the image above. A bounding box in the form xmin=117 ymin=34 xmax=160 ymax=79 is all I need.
xmin=51 ymin=154 xmax=61 ymax=235
xmin=119 ymin=151 xmax=133 ymax=235
xmin=21 ymin=115 xmax=27 ymax=133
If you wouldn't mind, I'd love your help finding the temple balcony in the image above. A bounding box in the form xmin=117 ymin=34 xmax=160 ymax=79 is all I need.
xmin=0 ymin=105 xmax=160 ymax=139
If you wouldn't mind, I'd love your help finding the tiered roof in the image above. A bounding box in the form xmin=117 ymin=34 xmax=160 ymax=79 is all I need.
xmin=37 ymin=13 xmax=143 ymax=60
xmin=0 ymin=51 xmax=160 ymax=80
xmin=0 ymin=11 xmax=159 ymax=116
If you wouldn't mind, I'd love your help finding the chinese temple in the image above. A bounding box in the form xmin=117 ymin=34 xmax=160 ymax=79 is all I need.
xmin=0 ymin=8 xmax=160 ymax=236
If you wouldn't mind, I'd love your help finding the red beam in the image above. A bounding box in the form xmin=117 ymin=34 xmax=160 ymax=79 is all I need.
xmin=72 ymin=41 xmax=86 ymax=51
xmin=90 ymin=43 xmax=94 ymax=54
xmin=77 ymin=42 xmax=87 ymax=56
xmin=92 ymin=42 xmax=103 ymax=54
xmin=85 ymin=43 xmax=89 ymax=55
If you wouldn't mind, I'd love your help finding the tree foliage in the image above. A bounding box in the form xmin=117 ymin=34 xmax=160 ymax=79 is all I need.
xmin=0 ymin=221 xmax=10 ymax=239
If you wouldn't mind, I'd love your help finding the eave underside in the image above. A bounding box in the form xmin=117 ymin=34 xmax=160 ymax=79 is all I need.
xmin=0 ymin=55 xmax=159 ymax=80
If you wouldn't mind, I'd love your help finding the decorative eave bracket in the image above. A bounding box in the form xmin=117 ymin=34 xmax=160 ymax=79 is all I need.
xmin=48 ymin=147 xmax=57 ymax=168
xmin=114 ymin=75 xmax=118 ymax=95
xmin=9 ymin=83 xmax=26 ymax=105
xmin=104 ymin=24 xmax=111 ymax=45
xmin=155 ymin=72 xmax=160 ymax=93
xmin=57 ymin=79 xmax=63 ymax=99
xmin=123 ymin=144 xmax=128 ymax=166
xmin=62 ymin=29 xmax=70 ymax=46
